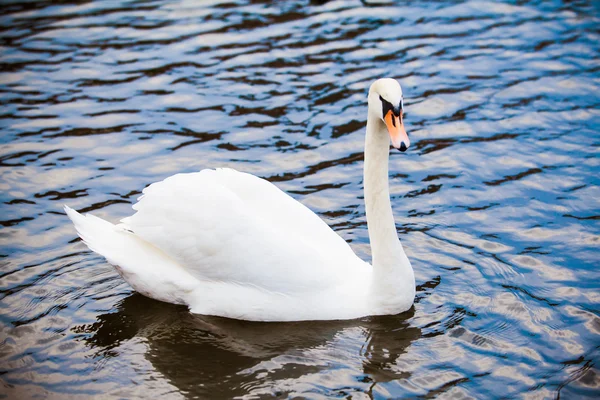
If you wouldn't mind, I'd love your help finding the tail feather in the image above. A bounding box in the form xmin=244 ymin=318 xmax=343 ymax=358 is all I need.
xmin=64 ymin=205 xmax=198 ymax=305
xmin=64 ymin=205 xmax=123 ymax=265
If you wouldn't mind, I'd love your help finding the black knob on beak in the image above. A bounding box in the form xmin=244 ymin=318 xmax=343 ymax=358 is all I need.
xmin=399 ymin=142 xmax=408 ymax=152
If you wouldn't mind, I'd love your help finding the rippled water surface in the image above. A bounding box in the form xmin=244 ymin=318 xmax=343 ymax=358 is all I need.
xmin=1 ymin=0 xmax=599 ymax=398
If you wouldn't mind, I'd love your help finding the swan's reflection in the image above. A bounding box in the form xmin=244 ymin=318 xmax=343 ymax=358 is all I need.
xmin=81 ymin=293 xmax=420 ymax=397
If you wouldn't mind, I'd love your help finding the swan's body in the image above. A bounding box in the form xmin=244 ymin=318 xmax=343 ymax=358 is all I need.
xmin=66 ymin=78 xmax=415 ymax=321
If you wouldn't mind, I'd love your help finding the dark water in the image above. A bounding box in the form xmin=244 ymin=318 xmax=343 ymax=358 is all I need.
xmin=1 ymin=0 xmax=599 ymax=398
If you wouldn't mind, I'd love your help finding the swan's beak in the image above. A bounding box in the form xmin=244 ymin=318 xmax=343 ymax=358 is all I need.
xmin=384 ymin=110 xmax=409 ymax=152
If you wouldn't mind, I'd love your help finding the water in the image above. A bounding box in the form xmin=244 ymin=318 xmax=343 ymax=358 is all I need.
xmin=1 ymin=0 xmax=599 ymax=398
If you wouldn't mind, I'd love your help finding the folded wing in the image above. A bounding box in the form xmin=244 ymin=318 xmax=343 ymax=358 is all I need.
xmin=122 ymin=169 xmax=361 ymax=293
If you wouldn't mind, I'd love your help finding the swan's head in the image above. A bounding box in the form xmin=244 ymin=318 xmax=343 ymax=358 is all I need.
xmin=368 ymin=78 xmax=409 ymax=152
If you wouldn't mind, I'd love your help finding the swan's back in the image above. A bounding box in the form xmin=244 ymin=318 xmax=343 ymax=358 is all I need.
xmin=121 ymin=169 xmax=365 ymax=294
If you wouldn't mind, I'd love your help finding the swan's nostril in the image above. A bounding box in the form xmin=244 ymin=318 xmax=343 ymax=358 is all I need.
xmin=399 ymin=142 xmax=408 ymax=152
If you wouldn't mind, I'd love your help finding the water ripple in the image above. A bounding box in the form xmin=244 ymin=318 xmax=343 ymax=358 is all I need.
xmin=0 ymin=0 xmax=599 ymax=398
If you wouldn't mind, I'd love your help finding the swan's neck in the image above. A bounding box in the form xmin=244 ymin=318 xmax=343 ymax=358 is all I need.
xmin=364 ymin=113 xmax=414 ymax=310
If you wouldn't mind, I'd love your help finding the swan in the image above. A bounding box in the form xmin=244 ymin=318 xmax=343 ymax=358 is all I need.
xmin=65 ymin=78 xmax=414 ymax=322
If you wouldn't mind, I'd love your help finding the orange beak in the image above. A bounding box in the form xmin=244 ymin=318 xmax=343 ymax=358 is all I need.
xmin=384 ymin=110 xmax=409 ymax=151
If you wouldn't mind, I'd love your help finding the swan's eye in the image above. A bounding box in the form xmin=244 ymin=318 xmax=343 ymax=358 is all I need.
xmin=379 ymin=95 xmax=400 ymax=117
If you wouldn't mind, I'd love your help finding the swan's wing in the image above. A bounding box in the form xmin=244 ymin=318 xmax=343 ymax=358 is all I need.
xmin=122 ymin=169 xmax=360 ymax=292
xmin=202 ymin=168 xmax=355 ymax=257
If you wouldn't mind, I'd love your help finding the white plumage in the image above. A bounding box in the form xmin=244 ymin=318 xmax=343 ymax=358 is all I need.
xmin=66 ymin=78 xmax=415 ymax=321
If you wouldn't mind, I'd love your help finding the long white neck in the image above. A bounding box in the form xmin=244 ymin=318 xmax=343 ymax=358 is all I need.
xmin=364 ymin=112 xmax=415 ymax=311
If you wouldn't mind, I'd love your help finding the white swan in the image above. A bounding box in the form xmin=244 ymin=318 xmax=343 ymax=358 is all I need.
xmin=66 ymin=78 xmax=414 ymax=322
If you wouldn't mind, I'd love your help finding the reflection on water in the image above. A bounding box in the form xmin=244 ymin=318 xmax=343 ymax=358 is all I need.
xmin=79 ymin=293 xmax=420 ymax=398
xmin=1 ymin=0 xmax=599 ymax=398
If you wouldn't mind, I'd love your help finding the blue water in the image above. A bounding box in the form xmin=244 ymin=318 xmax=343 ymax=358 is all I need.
xmin=1 ymin=0 xmax=599 ymax=398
